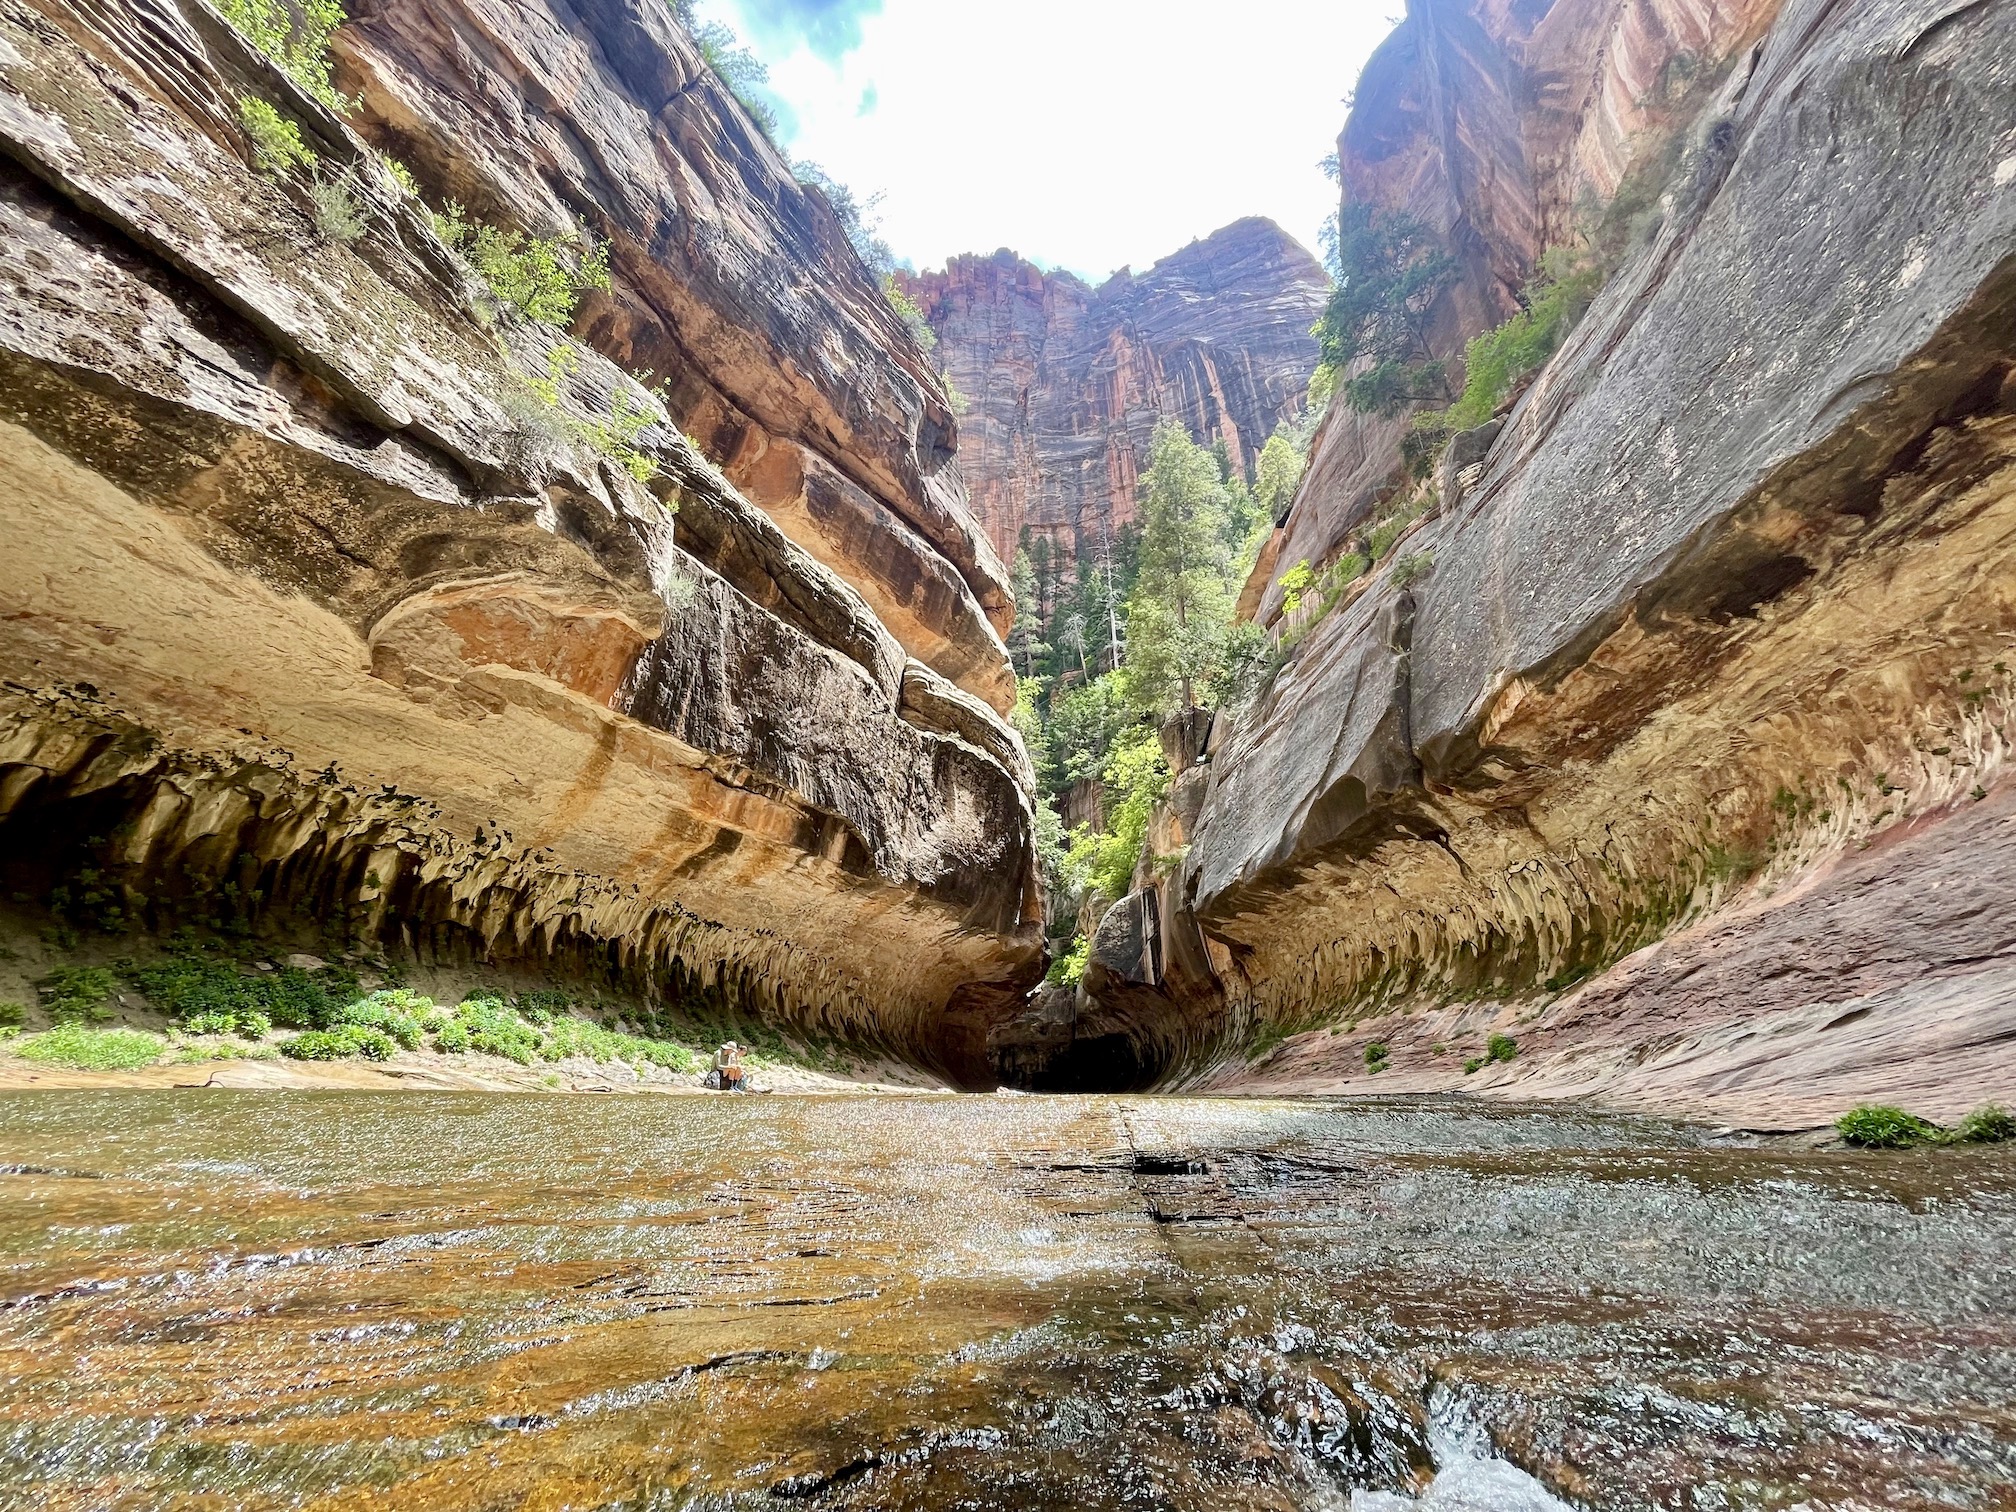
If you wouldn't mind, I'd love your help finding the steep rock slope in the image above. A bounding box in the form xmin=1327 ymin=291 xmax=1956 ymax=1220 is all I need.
xmin=1264 ymin=0 xmax=1784 ymax=620
xmin=900 ymin=219 xmax=1327 ymax=561
xmin=1065 ymin=0 xmax=2016 ymax=1122
xmin=337 ymin=0 xmax=1017 ymax=711
xmin=0 ymin=0 xmax=1038 ymax=1077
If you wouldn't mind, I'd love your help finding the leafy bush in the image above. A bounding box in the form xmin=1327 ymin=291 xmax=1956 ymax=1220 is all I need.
xmin=238 ymin=97 xmax=316 ymax=177
xmin=237 ymin=1010 xmax=272 ymax=1040
xmin=15 ymin=1025 xmax=163 ymax=1071
xmin=216 ymin=0 xmax=348 ymax=109
xmin=434 ymin=1020 xmax=471 ymax=1053
xmin=1837 ymin=1105 xmax=1940 ymax=1148
xmin=1364 ymin=1041 xmax=1388 ymax=1067
xmin=670 ymin=1 xmax=778 ymax=135
xmin=308 ymin=168 xmax=366 ymax=242
xmin=433 ymin=204 xmax=611 ymax=325
xmin=1956 ymin=1104 xmax=2016 ymax=1144
xmin=122 ymin=952 xmax=358 ymax=1030
xmin=1046 ymin=935 xmax=1090 ymax=989
xmin=37 ymin=967 xmax=118 ymax=1024
xmin=0 ymin=1001 xmax=21 ymax=1029
xmin=882 ymin=275 xmax=936 ymax=353
xmin=1062 ymin=724 xmax=1170 ymax=905
xmin=282 ymin=1029 xmax=354 ymax=1061
xmin=1486 ymin=1033 xmax=1519 ymax=1064
xmin=1390 ymin=552 xmax=1434 ymax=590
xmin=1463 ymin=1057 xmax=1484 ymax=1075
xmin=184 ymin=1012 xmax=238 ymax=1036
xmin=332 ymin=990 xmax=431 ymax=1050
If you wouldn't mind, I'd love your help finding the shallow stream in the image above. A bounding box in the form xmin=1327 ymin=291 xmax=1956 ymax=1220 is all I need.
xmin=2 ymin=1092 xmax=2012 ymax=1509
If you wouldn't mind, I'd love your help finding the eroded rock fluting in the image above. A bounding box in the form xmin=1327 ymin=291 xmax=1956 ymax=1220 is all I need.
xmin=1042 ymin=0 xmax=2016 ymax=1118
xmin=0 ymin=0 xmax=1040 ymax=1079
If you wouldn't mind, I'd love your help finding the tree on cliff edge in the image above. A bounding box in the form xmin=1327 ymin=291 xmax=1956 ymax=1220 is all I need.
xmin=1314 ymin=204 xmax=1458 ymax=415
xmin=1125 ymin=422 xmax=1234 ymax=712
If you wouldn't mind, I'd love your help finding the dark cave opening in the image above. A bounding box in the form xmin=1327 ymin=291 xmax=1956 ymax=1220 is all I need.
xmin=1019 ymin=1030 xmax=1165 ymax=1094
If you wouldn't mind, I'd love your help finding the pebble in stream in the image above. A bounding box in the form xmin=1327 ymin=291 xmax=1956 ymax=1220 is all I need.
xmin=0 ymin=1091 xmax=2012 ymax=1510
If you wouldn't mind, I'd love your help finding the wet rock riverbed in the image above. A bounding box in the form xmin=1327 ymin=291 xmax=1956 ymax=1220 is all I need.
xmin=1 ymin=1092 xmax=2012 ymax=1509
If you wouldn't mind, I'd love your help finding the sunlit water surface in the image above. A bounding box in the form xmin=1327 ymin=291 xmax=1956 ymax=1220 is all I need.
xmin=2 ymin=1092 xmax=2013 ymax=1510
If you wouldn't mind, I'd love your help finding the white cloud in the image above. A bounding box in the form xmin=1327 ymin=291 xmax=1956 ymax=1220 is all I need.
xmin=700 ymin=0 xmax=1395 ymax=280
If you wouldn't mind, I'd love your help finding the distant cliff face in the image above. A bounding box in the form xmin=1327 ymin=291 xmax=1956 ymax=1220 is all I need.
xmin=0 ymin=0 xmax=1038 ymax=1079
xmin=899 ymin=219 xmax=1327 ymax=561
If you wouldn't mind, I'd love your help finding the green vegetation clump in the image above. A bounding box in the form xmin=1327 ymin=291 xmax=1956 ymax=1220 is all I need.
xmin=433 ymin=204 xmax=612 ymax=326
xmin=1364 ymin=1041 xmax=1389 ymax=1073
xmin=1061 ymin=724 xmax=1170 ymax=904
xmin=237 ymin=97 xmax=315 ymax=177
xmin=1463 ymin=1057 xmax=1484 ymax=1075
xmin=1486 ymin=1033 xmax=1519 ymax=1064
xmin=216 ymin=0 xmax=348 ymax=110
xmin=122 ymin=951 xmax=359 ymax=1030
xmin=15 ymin=1025 xmax=164 ymax=1072
xmin=1956 ymin=1104 xmax=2016 ymax=1144
xmin=0 ymin=1001 xmax=23 ymax=1029
xmin=1045 ymin=935 xmax=1090 ymax=989
xmin=1837 ymin=1103 xmax=2016 ymax=1149
xmin=37 ymin=966 xmax=118 ymax=1024
xmin=520 ymin=343 xmax=665 ymax=482
xmin=308 ymin=168 xmax=366 ymax=243
xmin=882 ymin=275 xmax=936 ymax=353
xmin=1837 ymin=1105 xmax=1941 ymax=1149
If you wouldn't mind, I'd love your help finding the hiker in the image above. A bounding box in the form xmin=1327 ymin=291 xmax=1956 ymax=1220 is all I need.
xmin=709 ymin=1040 xmax=745 ymax=1091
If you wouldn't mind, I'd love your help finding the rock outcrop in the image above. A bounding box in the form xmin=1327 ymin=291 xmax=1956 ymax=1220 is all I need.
xmin=0 ymin=0 xmax=1039 ymax=1078
xmin=899 ymin=219 xmax=1328 ymax=561
xmin=1058 ymin=0 xmax=2016 ymax=1120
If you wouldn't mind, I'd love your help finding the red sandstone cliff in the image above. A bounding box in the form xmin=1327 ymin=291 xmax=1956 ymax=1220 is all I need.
xmin=899 ymin=219 xmax=1327 ymax=562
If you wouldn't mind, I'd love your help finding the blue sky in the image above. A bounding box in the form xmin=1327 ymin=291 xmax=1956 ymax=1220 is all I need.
xmin=693 ymin=0 xmax=1399 ymax=280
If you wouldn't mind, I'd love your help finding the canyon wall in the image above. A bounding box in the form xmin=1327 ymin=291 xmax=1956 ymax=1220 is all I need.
xmin=899 ymin=219 xmax=1328 ymax=563
xmin=1049 ymin=0 xmax=2016 ymax=1122
xmin=0 ymin=0 xmax=1038 ymax=1078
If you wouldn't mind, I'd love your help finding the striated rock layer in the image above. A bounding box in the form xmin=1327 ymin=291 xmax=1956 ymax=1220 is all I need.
xmin=0 ymin=0 xmax=1039 ymax=1078
xmin=1050 ymin=0 xmax=2016 ymax=1120
xmin=899 ymin=219 xmax=1328 ymax=562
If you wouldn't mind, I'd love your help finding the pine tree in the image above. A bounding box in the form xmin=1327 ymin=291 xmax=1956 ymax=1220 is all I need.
xmin=1124 ymin=421 xmax=1234 ymax=712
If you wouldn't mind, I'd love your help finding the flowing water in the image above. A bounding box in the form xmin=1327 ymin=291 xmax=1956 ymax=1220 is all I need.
xmin=2 ymin=1091 xmax=2013 ymax=1510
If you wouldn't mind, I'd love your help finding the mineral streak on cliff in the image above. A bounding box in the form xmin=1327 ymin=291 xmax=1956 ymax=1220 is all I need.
xmin=1042 ymin=0 xmax=2016 ymax=1119
xmin=0 ymin=0 xmax=1039 ymax=1079
xmin=899 ymin=219 xmax=1328 ymax=563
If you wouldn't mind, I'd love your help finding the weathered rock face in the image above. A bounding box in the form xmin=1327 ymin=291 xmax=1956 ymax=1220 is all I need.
xmin=1264 ymin=0 xmax=1784 ymax=618
xmin=335 ymin=0 xmax=1017 ymax=712
xmin=1063 ymin=0 xmax=2016 ymax=1119
xmin=899 ymin=219 xmax=1328 ymax=561
xmin=0 ymin=0 xmax=1039 ymax=1077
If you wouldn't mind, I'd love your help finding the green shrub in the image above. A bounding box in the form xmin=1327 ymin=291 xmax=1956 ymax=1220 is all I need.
xmin=346 ymin=1026 xmax=397 ymax=1061
xmin=237 ymin=97 xmax=316 ymax=177
xmin=433 ymin=205 xmax=611 ymax=325
xmin=1837 ymin=1105 xmax=1941 ymax=1149
xmin=1956 ymin=1104 xmax=2016 ymax=1144
xmin=434 ymin=1021 xmax=471 ymax=1053
xmin=237 ymin=1010 xmax=272 ymax=1040
xmin=216 ymin=0 xmax=348 ymax=109
xmin=282 ymin=1029 xmax=353 ymax=1061
xmin=1390 ymin=552 xmax=1434 ymax=589
xmin=1364 ymin=1041 xmax=1388 ymax=1067
xmin=0 ymin=1001 xmax=23 ymax=1029
xmin=15 ymin=1024 xmax=163 ymax=1071
xmin=1487 ymin=1034 xmax=1519 ymax=1064
xmin=185 ymin=1012 xmax=238 ymax=1036
xmin=37 ymin=966 xmax=118 ymax=1024
xmin=308 ymin=168 xmax=366 ymax=242
xmin=882 ymin=275 xmax=936 ymax=353
xmin=1463 ymin=1057 xmax=1484 ymax=1075
xmin=1045 ymin=935 xmax=1090 ymax=989
xmin=332 ymin=990 xmax=431 ymax=1050
xmin=122 ymin=952 xmax=357 ymax=1030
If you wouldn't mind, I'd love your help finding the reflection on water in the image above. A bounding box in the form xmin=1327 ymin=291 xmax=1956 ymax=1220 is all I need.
xmin=1 ymin=1091 xmax=2012 ymax=1509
